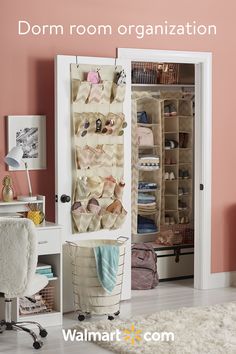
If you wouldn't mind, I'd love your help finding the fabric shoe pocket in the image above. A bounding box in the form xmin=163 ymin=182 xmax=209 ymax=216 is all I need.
xmin=72 ymin=211 xmax=93 ymax=233
xmin=112 ymin=208 xmax=127 ymax=229
xmin=102 ymin=179 xmax=116 ymax=197
xmin=87 ymin=177 xmax=104 ymax=198
xmin=100 ymin=81 xmax=112 ymax=103
xmin=76 ymin=146 xmax=95 ymax=169
xmin=101 ymin=211 xmax=118 ymax=229
xmin=112 ymin=83 xmax=126 ymax=103
xmin=88 ymin=84 xmax=103 ymax=103
xmin=73 ymin=80 xmax=91 ymax=103
xmin=88 ymin=214 xmax=102 ymax=232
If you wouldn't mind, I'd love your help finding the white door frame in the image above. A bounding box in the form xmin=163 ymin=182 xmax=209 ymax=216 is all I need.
xmin=118 ymin=48 xmax=212 ymax=290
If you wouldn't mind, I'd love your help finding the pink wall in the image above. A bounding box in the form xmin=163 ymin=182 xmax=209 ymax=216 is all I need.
xmin=1 ymin=0 xmax=235 ymax=273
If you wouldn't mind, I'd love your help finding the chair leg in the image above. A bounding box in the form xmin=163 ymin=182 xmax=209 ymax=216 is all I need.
xmin=16 ymin=321 xmax=48 ymax=338
xmin=12 ymin=324 xmax=43 ymax=349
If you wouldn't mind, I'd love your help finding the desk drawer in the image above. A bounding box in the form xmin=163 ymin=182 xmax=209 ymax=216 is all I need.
xmin=37 ymin=229 xmax=61 ymax=255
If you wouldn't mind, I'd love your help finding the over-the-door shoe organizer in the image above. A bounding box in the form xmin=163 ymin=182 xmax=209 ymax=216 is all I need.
xmin=74 ymin=176 xmax=125 ymax=200
xmin=75 ymin=112 xmax=127 ymax=137
xmin=76 ymin=144 xmax=124 ymax=170
xmin=71 ymin=63 xmax=127 ymax=233
xmin=72 ymin=198 xmax=127 ymax=233
xmin=72 ymin=78 xmax=126 ymax=104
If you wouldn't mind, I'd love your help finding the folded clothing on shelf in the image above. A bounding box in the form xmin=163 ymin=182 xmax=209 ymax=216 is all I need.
xmin=138 ymin=181 xmax=159 ymax=190
xmin=138 ymin=204 xmax=158 ymax=216
xmin=138 ymin=156 xmax=160 ymax=166
xmin=137 ymin=215 xmax=158 ymax=234
xmin=138 ymin=193 xmax=156 ymax=204
xmin=138 ymin=156 xmax=160 ymax=170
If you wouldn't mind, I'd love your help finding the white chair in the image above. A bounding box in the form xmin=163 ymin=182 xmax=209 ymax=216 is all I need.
xmin=0 ymin=218 xmax=49 ymax=349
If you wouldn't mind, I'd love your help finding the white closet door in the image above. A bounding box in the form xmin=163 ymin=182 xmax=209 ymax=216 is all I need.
xmin=55 ymin=55 xmax=131 ymax=312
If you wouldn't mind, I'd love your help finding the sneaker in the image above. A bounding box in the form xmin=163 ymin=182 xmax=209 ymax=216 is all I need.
xmin=178 ymin=188 xmax=184 ymax=196
xmin=179 ymin=169 xmax=184 ymax=179
xmin=185 ymin=216 xmax=190 ymax=224
xmin=183 ymin=170 xmax=190 ymax=179
xmin=165 ymin=140 xmax=171 ymax=150
xmin=180 ymin=216 xmax=185 ymax=224
xmin=183 ymin=133 xmax=189 ymax=148
xmin=169 ymin=172 xmax=175 ymax=180
xmin=183 ymin=188 xmax=189 ymax=195
xmin=178 ymin=200 xmax=187 ymax=210
xmin=179 ymin=133 xmax=185 ymax=148
xmin=164 ymin=172 xmax=169 ymax=180
xmin=164 ymin=105 xmax=170 ymax=116
xmin=165 ymin=157 xmax=171 ymax=165
xmin=169 ymin=103 xmax=177 ymax=116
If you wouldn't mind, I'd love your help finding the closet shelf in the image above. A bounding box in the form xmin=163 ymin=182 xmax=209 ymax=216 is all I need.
xmin=138 ymin=189 xmax=158 ymax=192
xmin=138 ymin=211 xmax=159 ymax=216
xmin=178 ymin=115 xmax=193 ymax=118
xmin=179 ymin=162 xmax=192 ymax=165
xmin=179 ymin=148 xmax=192 ymax=151
xmin=165 ymin=194 xmax=177 ymax=197
xmin=165 ymin=131 xmax=178 ymax=134
xmin=135 ymin=231 xmax=159 ymax=236
xmin=138 ymin=167 xmax=160 ymax=171
xmin=137 ymin=123 xmax=160 ymax=127
xmin=139 ymin=145 xmax=160 ymax=149
xmin=131 ymin=84 xmax=195 ymax=88
xmin=165 ymin=164 xmax=177 ymax=166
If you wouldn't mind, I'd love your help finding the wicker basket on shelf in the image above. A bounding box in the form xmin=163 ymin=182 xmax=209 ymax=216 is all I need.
xmin=132 ymin=62 xmax=161 ymax=84
xmin=158 ymin=224 xmax=194 ymax=245
xmin=159 ymin=63 xmax=179 ymax=84
xmin=39 ymin=285 xmax=55 ymax=312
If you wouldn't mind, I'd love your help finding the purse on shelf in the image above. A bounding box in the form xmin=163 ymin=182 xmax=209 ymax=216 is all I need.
xmin=137 ymin=127 xmax=154 ymax=146
xmin=137 ymin=111 xmax=149 ymax=124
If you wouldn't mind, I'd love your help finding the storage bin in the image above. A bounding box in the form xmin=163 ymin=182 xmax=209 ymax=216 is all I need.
xmin=66 ymin=237 xmax=128 ymax=320
xmin=39 ymin=285 xmax=55 ymax=312
xmin=132 ymin=62 xmax=160 ymax=84
xmin=159 ymin=63 xmax=179 ymax=84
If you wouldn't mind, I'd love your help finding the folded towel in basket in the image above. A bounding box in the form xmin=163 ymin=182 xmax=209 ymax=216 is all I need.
xmin=94 ymin=245 xmax=120 ymax=294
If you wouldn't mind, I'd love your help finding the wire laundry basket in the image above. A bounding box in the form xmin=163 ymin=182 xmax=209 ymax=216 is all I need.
xmin=66 ymin=236 xmax=128 ymax=321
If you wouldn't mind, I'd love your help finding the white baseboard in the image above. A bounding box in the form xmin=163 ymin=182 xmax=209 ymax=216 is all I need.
xmin=206 ymin=271 xmax=236 ymax=289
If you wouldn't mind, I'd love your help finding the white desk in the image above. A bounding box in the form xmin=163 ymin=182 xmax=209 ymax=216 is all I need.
xmin=0 ymin=198 xmax=63 ymax=327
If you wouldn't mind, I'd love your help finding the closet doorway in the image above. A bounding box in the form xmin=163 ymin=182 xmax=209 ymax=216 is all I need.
xmin=119 ymin=48 xmax=212 ymax=290
xmin=55 ymin=50 xmax=212 ymax=312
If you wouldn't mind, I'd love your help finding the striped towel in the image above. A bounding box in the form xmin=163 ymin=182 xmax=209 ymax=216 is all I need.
xmin=94 ymin=245 xmax=120 ymax=294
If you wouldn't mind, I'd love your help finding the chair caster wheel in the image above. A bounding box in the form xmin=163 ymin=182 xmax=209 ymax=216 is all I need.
xmin=108 ymin=315 xmax=114 ymax=321
xmin=39 ymin=329 xmax=48 ymax=338
xmin=114 ymin=311 xmax=120 ymax=316
xmin=33 ymin=340 xmax=43 ymax=349
xmin=78 ymin=314 xmax=85 ymax=321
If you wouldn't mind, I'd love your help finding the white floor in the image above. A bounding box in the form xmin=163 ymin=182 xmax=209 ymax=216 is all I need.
xmin=1 ymin=279 xmax=236 ymax=354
